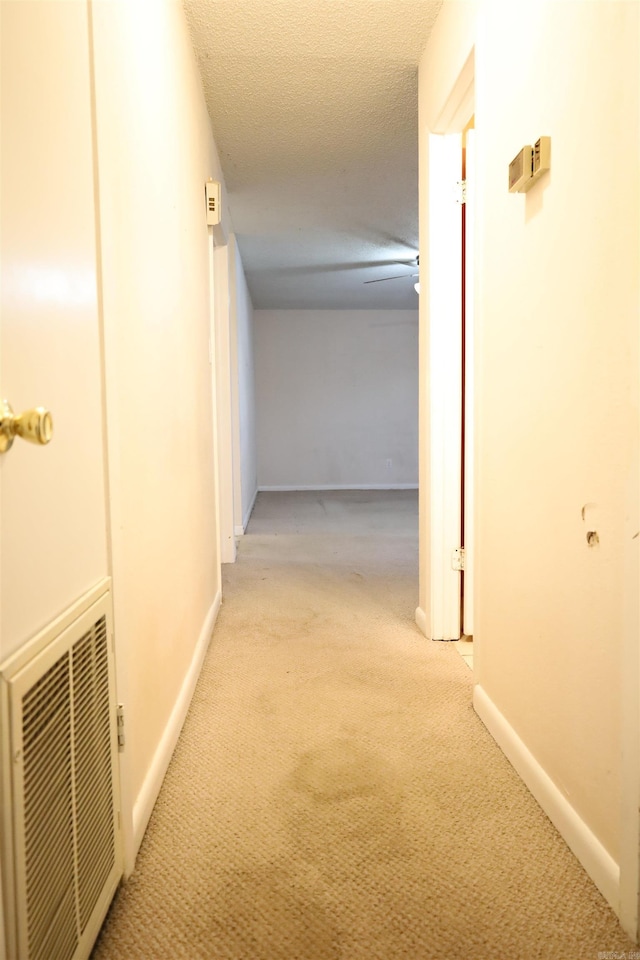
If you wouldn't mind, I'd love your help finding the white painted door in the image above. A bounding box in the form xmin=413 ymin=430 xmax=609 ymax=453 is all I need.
xmin=0 ymin=0 xmax=109 ymax=663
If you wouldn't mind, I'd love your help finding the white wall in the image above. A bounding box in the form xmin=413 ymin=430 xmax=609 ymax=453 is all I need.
xmin=229 ymin=237 xmax=258 ymax=532
xmin=419 ymin=0 xmax=639 ymax=927
xmin=255 ymin=309 xmax=419 ymax=489
xmin=90 ymin=0 xmax=231 ymax=860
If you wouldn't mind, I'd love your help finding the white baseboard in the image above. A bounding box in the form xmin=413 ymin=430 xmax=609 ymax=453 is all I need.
xmin=132 ymin=590 xmax=221 ymax=859
xmin=473 ymin=684 xmax=620 ymax=914
xmin=257 ymin=484 xmax=419 ymax=492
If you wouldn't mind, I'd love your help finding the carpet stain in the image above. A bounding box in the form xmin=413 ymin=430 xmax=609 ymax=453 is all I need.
xmin=282 ymin=738 xmax=410 ymax=872
xmin=291 ymin=739 xmax=391 ymax=803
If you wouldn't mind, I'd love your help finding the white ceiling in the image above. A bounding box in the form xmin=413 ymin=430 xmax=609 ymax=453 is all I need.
xmin=183 ymin=0 xmax=444 ymax=309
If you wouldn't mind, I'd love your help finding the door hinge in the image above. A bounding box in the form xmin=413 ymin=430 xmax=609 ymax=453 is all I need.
xmin=456 ymin=179 xmax=467 ymax=204
xmin=116 ymin=704 xmax=125 ymax=752
xmin=451 ymin=547 xmax=466 ymax=571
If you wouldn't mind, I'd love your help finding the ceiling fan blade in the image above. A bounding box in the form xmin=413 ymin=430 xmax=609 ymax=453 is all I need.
xmin=364 ymin=273 xmax=419 ymax=284
xmin=260 ymin=259 xmax=414 ymax=278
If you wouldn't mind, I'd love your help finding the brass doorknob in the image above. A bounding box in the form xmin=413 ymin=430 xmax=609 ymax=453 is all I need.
xmin=0 ymin=399 xmax=53 ymax=453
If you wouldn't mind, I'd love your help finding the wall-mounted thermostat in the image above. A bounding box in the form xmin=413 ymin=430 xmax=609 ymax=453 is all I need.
xmin=508 ymin=145 xmax=532 ymax=193
xmin=205 ymin=179 xmax=221 ymax=226
xmin=509 ymin=136 xmax=551 ymax=193
xmin=530 ymin=136 xmax=551 ymax=186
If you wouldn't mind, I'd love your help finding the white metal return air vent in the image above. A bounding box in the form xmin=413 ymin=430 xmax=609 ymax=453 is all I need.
xmin=0 ymin=588 xmax=122 ymax=960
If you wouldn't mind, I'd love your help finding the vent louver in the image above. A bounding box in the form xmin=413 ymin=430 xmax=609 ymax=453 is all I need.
xmin=1 ymin=589 xmax=122 ymax=960
xmin=72 ymin=618 xmax=115 ymax=934
xmin=23 ymin=657 xmax=76 ymax=960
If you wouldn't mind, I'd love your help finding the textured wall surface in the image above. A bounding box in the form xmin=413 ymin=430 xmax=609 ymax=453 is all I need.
xmin=183 ymin=0 xmax=443 ymax=309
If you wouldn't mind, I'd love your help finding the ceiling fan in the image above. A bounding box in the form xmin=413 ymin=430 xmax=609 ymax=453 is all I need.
xmin=364 ymin=254 xmax=419 ymax=285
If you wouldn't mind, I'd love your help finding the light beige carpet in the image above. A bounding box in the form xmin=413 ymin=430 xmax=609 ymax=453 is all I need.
xmin=92 ymin=490 xmax=634 ymax=960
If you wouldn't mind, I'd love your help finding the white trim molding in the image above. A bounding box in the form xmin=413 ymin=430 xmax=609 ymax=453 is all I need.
xmin=213 ymin=241 xmax=236 ymax=565
xmin=421 ymin=131 xmax=464 ymax=642
xmin=474 ymin=684 xmax=620 ymax=913
xmin=619 ymin=456 xmax=640 ymax=941
xmin=130 ymin=592 xmax=221 ymax=865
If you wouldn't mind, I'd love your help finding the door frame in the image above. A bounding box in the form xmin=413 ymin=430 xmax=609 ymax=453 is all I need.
xmin=416 ymin=52 xmax=474 ymax=642
xmin=620 ymin=454 xmax=640 ymax=939
xmin=462 ymin=123 xmax=475 ymax=637
xmin=211 ymin=238 xmax=236 ymax=566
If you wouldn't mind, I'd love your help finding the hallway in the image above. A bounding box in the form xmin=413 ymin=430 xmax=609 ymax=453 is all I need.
xmin=91 ymin=492 xmax=632 ymax=959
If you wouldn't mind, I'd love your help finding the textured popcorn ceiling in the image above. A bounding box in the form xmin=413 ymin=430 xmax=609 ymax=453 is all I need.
xmin=183 ymin=0 xmax=443 ymax=308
